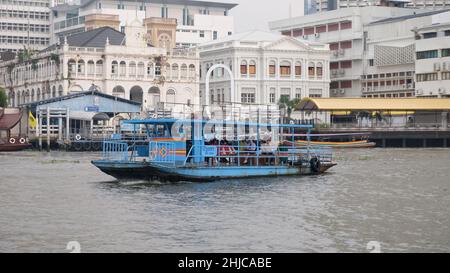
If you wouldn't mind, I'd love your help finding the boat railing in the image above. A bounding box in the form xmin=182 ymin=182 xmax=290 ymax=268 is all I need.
xmin=182 ymin=144 xmax=333 ymax=167
xmin=102 ymin=141 xmax=129 ymax=161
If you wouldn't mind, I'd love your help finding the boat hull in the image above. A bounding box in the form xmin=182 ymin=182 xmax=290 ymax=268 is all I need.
xmin=92 ymin=160 xmax=336 ymax=182
xmin=0 ymin=143 xmax=31 ymax=152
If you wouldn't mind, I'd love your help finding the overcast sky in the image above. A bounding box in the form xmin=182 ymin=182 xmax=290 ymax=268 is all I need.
xmin=213 ymin=0 xmax=305 ymax=32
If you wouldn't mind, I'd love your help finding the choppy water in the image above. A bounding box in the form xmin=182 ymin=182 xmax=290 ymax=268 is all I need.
xmin=0 ymin=149 xmax=449 ymax=253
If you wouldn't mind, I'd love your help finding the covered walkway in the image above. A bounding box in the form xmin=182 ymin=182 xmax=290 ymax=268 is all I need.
xmin=297 ymin=98 xmax=450 ymax=131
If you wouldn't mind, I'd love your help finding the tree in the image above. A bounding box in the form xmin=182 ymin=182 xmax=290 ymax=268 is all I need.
xmin=278 ymin=97 xmax=300 ymax=121
xmin=0 ymin=87 xmax=7 ymax=108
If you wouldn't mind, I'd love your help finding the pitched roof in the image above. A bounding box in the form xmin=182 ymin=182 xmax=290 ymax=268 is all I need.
xmin=79 ymin=0 xmax=237 ymax=9
xmin=64 ymin=26 xmax=125 ymax=47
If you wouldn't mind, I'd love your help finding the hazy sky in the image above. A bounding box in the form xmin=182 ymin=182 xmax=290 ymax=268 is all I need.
xmin=213 ymin=0 xmax=305 ymax=32
xmin=98 ymin=0 xmax=304 ymax=33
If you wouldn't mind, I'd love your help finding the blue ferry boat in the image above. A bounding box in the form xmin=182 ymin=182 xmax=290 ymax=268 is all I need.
xmin=92 ymin=118 xmax=336 ymax=182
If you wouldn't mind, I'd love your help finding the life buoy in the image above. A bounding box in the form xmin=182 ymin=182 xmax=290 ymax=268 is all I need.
xmin=75 ymin=134 xmax=82 ymax=141
xmin=152 ymin=113 xmax=158 ymax=119
xmin=9 ymin=138 xmax=16 ymax=144
xmin=19 ymin=138 xmax=26 ymax=144
xmin=310 ymin=157 xmax=321 ymax=173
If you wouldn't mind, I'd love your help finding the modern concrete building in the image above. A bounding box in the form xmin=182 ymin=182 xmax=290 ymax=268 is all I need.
xmin=50 ymin=0 xmax=237 ymax=48
xmin=269 ymin=6 xmax=420 ymax=97
xmin=0 ymin=0 xmax=52 ymax=53
xmin=362 ymin=9 xmax=450 ymax=98
xmin=315 ymin=0 xmax=450 ymax=13
xmin=415 ymin=10 xmax=450 ymax=97
xmin=0 ymin=19 xmax=200 ymax=112
xmin=197 ymin=30 xmax=331 ymax=107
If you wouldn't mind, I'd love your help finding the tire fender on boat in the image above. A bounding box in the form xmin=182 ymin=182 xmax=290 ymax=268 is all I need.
xmin=19 ymin=138 xmax=26 ymax=144
xmin=9 ymin=138 xmax=15 ymax=144
xmin=73 ymin=142 xmax=83 ymax=151
xmin=310 ymin=157 xmax=321 ymax=173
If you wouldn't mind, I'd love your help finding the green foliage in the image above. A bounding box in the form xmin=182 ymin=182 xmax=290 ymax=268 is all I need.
xmin=278 ymin=97 xmax=301 ymax=119
xmin=0 ymin=87 xmax=7 ymax=108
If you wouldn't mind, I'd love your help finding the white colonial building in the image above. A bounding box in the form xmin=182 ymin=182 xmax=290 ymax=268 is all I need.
xmin=0 ymin=18 xmax=200 ymax=111
xmin=415 ymin=10 xmax=450 ymax=97
xmin=197 ymin=30 xmax=331 ymax=106
xmin=50 ymin=0 xmax=236 ymax=48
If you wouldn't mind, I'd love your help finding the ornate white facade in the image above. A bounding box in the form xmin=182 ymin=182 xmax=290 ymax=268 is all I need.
xmin=0 ymin=20 xmax=200 ymax=111
xmin=198 ymin=31 xmax=331 ymax=106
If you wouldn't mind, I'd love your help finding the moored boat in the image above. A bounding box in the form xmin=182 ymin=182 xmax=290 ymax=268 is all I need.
xmin=92 ymin=118 xmax=337 ymax=182
xmin=0 ymin=108 xmax=31 ymax=152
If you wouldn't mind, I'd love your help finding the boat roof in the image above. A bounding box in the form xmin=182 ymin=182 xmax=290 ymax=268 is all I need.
xmin=124 ymin=118 xmax=313 ymax=129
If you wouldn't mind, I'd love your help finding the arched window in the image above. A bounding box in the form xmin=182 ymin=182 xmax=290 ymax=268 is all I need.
xmin=129 ymin=62 xmax=136 ymax=77
xmin=189 ymin=64 xmax=196 ymax=79
xmin=87 ymin=60 xmax=95 ymax=76
xmin=295 ymin=62 xmax=302 ymax=77
xmin=137 ymin=62 xmax=145 ymax=78
xmin=147 ymin=63 xmax=154 ymax=78
xmin=249 ymin=60 xmax=256 ymax=76
xmin=172 ymin=64 xmax=179 ymax=79
xmin=112 ymin=85 xmax=125 ymax=98
xmin=268 ymin=60 xmax=276 ymax=76
xmin=316 ymin=62 xmax=323 ymax=78
xmin=280 ymin=61 xmax=291 ymax=77
xmin=77 ymin=59 xmax=85 ymax=75
xmin=95 ymin=60 xmax=103 ymax=76
xmin=240 ymin=60 xmax=247 ymax=75
xmin=148 ymin=87 xmax=160 ymax=107
xmin=166 ymin=89 xmax=176 ymax=104
xmin=52 ymin=86 xmax=56 ymax=98
xmin=181 ymin=64 xmax=188 ymax=79
xmin=31 ymin=89 xmax=35 ymax=102
xmin=58 ymin=85 xmax=63 ymax=97
xmin=111 ymin=61 xmax=118 ymax=76
xmin=68 ymin=59 xmax=76 ymax=77
xmin=308 ymin=62 xmax=315 ymax=78
xmin=119 ymin=61 xmax=126 ymax=77
xmin=37 ymin=88 xmax=41 ymax=101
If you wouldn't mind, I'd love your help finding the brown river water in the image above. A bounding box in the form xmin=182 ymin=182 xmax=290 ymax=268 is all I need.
xmin=0 ymin=149 xmax=449 ymax=252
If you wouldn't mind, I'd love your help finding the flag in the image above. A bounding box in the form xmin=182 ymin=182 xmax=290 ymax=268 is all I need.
xmin=29 ymin=111 xmax=37 ymax=129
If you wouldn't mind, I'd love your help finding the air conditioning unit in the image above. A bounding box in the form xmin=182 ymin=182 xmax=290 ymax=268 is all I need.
xmin=315 ymin=33 xmax=320 ymax=38
xmin=407 ymin=83 xmax=413 ymax=89
xmin=438 ymin=87 xmax=445 ymax=94
xmin=302 ymin=35 xmax=308 ymax=39
xmin=434 ymin=63 xmax=441 ymax=71
xmin=367 ymin=87 xmax=372 ymax=91
xmin=339 ymin=48 xmax=345 ymax=55
xmin=362 ymin=87 xmax=365 ymax=92
xmin=332 ymin=89 xmax=338 ymax=94
xmin=402 ymin=84 xmax=407 ymax=89
xmin=339 ymin=69 xmax=345 ymax=75
xmin=416 ymin=89 xmax=423 ymax=95
xmin=333 ymin=51 xmax=339 ymax=56
xmin=332 ymin=70 xmax=338 ymax=75
xmin=340 ymin=89 xmax=345 ymax=94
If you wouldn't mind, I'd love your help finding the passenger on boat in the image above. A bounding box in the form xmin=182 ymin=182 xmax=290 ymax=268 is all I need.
xmin=260 ymin=140 xmax=276 ymax=165
xmin=243 ymin=139 xmax=257 ymax=165
xmin=218 ymin=140 xmax=236 ymax=164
